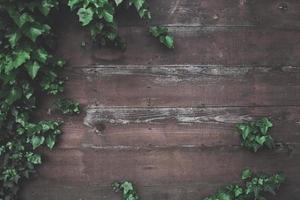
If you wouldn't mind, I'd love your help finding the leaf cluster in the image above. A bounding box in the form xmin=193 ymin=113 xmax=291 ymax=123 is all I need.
xmin=236 ymin=118 xmax=274 ymax=152
xmin=0 ymin=0 xmax=65 ymax=198
xmin=53 ymin=98 xmax=81 ymax=115
xmin=68 ymin=0 xmax=151 ymax=48
xmin=149 ymin=26 xmax=174 ymax=48
xmin=113 ymin=181 xmax=139 ymax=200
xmin=0 ymin=0 xmax=154 ymax=198
xmin=203 ymin=169 xmax=285 ymax=200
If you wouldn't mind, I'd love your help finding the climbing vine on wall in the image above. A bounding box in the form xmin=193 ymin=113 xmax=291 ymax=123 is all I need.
xmin=0 ymin=0 xmax=174 ymax=199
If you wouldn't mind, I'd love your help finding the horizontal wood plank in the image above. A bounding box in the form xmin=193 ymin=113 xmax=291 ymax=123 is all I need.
xmin=21 ymin=177 xmax=300 ymax=200
xmin=56 ymin=25 xmax=300 ymax=66
xmin=116 ymin=0 xmax=300 ymax=29
xmin=21 ymin=147 xmax=300 ymax=199
xmin=48 ymin=106 xmax=300 ymax=149
xmin=63 ymin=65 xmax=300 ymax=107
xmin=58 ymin=0 xmax=300 ymax=28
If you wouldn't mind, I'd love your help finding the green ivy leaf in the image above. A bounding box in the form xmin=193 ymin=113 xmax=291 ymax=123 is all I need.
xmin=6 ymin=87 xmax=22 ymax=105
xmin=8 ymin=11 xmax=34 ymax=28
xmin=68 ymin=0 xmax=81 ymax=10
xmin=46 ymin=135 xmax=56 ymax=149
xmin=149 ymin=26 xmax=174 ymax=49
xmin=131 ymin=0 xmax=145 ymax=10
xmin=114 ymin=0 xmax=123 ymax=6
xmin=241 ymin=169 xmax=252 ymax=180
xmin=7 ymin=32 xmax=22 ymax=48
xmin=39 ymin=0 xmax=58 ymax=16
xmin=26 ymin=61 xmax=40 ymax=79
xmin=24 ymin=24 xmax=50 ymax=42
xmin=162 ymin=35 xmax=174 ymax=49
xmin=236 ymin=124 xmax=251 ymax=140
xmin=255 ymin=136 xmax=266 ymax=145
xmin=256 ymin=117 xmax=273 ymax=135
xmin=31 ymin=136 xmax=45 ymax=150
xmin=77 ymin=7 xmax=94 ymax=26
xmin=3 ymin=50 xmax=30 ymax=74
xmin=35 ymin=49 xmax=48 ymax=63
xmin=26 ymin=153 xmax=42 ymax=165
xmin=103 ymin=10 xmax=114 ymax=23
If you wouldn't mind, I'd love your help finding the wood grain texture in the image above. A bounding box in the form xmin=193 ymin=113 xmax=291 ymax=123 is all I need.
xmin=21 ymin=1 xmax=300 ymax=199
xmin=21 ymin=178 xmax=300 ymax=200
xmin=56 ymin=25 xmax=300 ymax=66
xmin=117 ymin=0 xmax=300 ymax=29
xmin=21 ymin=146 xmax=300 ymax=199
xmin=32 ymin=105 xmax=300 ymax=151
xmin=64 ymin=65 xmax=300 ymax=107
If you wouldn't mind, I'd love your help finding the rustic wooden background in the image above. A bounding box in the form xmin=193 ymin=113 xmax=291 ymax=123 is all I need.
xmin=21 ymin=0 xmax=300 ymax=199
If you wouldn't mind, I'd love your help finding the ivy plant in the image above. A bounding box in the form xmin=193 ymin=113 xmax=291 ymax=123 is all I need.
xmin=68 ymin=0 xmax=151 ymax=49
xmin=149 ymin=26 xmax=174 ymax=48
xmin=113 ymin=181 xmax=139 ymax=200
xmin=0 ymin=0 xmax=159 ymax=199
xmin=203 ymin=169 xmax=285 ymax=200
xmin=236 ymin=118 xmax=274 ymax=152
xmin=53 ymin=98 xmax=80 ymax=115
xmin=0 ymin=1 xmax=65 ymax=198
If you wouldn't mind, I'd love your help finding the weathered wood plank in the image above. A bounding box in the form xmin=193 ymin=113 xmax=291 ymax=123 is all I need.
xmin=117 ymin=0 xmax=300 ymax=29
xmin=63 ymin=65 xmax=300 ymax=107
xmin=21 ymin=147 xmax=300 ymax=199
xmin=21 ymin=178 xmax=300 ymax=200
xmin=56 ymin=25 xmax=300 ymax=66
xmin=59 ymin=119 xmax=300 ymax=150
xmin=33 ymin=148 xmax=300 ymax=184
xmin=84 ymin=106 xmax=300 ymax=126
xmin=57 ymin=0 xmax=300 ymax=28
xmin=50 ymin=106 xmax=300 ymax=149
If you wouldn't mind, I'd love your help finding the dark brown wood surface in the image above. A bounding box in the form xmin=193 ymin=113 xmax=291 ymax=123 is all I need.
xmin=21 ymin=1 xmax=300 ymax=199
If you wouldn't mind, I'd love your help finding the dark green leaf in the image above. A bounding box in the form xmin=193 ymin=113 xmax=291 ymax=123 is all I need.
xmin=26 ymin=61 xmax=40 ymax=79
xmin=6 ymin=87 xmax=22 ymax=105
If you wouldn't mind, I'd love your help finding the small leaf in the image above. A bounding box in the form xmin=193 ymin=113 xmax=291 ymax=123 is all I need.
xmin=6 ymin=87 xmax=22 ymax=105
xmin=131 ymin=0 xmax=145 ymax=10
xmin=103 ymin=10 xmax=114 ymax=23
xmin=31 ymin=136 xmax=45 ymax=149
xmin=68 ymin=0 xmax=81 ymax=10
xmin=257 ymin=117 xmax=273 ymax=135
xmin=26 ymin=61 xmax=40 ymax=79
xmin=13 ymin=50 xmax=31 ymax=69
xmin=26 ymin=153 xmax=42 ymax=164
xmin=115 ymin=0 xmax=123 ymax=6
xmin=46 ymin=135 xmax=56 ymax=149
xmin=77 ymin=7 xmax=94 ymax=26
xmin=24 ymin=24 xmax=50 ymax=42
xmin=7 ymin=32 xmax=21 ymax=48
xmin=241 ymin=169 xmax=252 ymax=180
xmin=162 ymin=35 xmax=174 ymax=48
xmin=255 ymin=136 xmax=266 ymax=145
xmin=35 ymin=48 xmax=48 ymax=63
xmin=39 ymin=0 xmax=58 ymax=16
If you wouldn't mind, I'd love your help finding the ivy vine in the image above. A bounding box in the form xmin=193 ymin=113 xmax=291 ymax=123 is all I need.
xmin=0 ymin=0 xmax=173 ymax=199
xmin=113 ymin=181 xmax=139 ymax=200
xmin=236 ymin=118 xmax=274 ymax=152
xmin=203 ymin=169 xmax=285 ymax=200
xmin=0 ymin=0 xmax=287 ymax=200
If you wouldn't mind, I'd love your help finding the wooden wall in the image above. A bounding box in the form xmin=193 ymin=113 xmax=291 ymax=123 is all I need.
xmin=21 ymin=0 xmax=300 ymax=199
